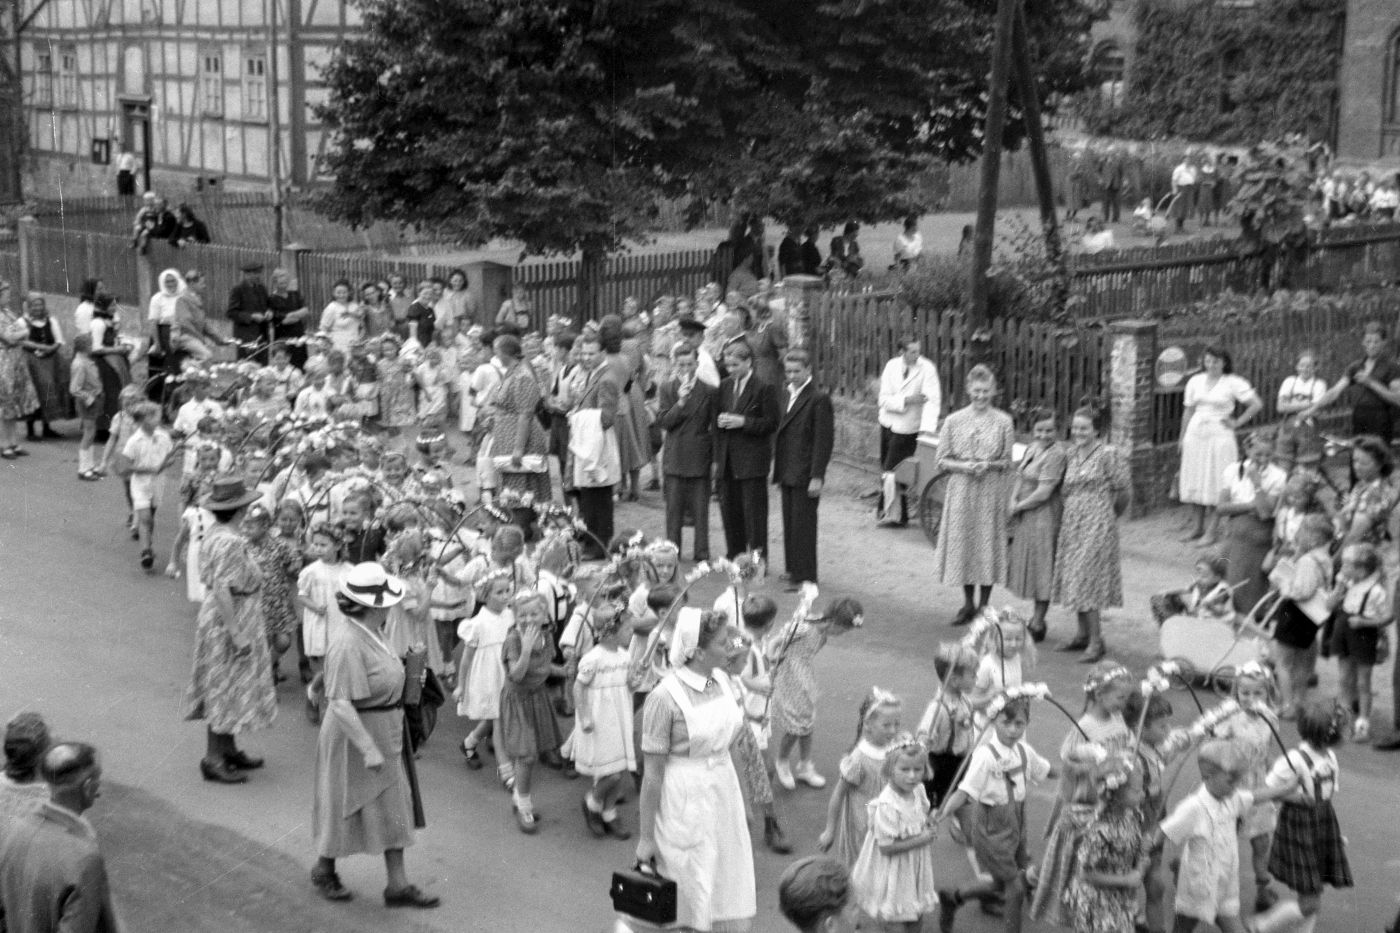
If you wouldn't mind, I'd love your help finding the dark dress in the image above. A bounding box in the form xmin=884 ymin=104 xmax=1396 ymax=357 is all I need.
xmin=269 ymin=289 xmax=308 ymax=368
xmin=498 ymin=627 xmax=563 ymax=758
xmin=92 ymin=314 xmax=130 ymax=436
xmin=23 ymin=317 xmax=69 ymax=422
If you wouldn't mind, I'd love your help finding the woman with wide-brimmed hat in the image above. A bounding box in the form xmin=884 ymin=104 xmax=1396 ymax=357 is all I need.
xmin=310 ymin=561 xmax=439 ymax=909
xmin=181 ymin=475 xmax=278 ymax=784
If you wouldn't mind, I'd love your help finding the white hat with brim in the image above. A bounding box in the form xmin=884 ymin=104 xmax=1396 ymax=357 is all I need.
xmin=337 ymin=562 xmax=406 ymax=609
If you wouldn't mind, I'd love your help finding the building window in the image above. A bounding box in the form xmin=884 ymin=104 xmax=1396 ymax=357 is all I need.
xmin=33 ymin=49 xmax=53 ymax=108
xmin=1387 ymin=29 xmax=1400 ymax=126
xmin=201 ymin=49 xmax=224 ymax=117
xmin=58 ymin=46 xmax=78 ymax=109
xmin=243 ymin=53 xmax=267 ymax=121
xmin=1092 ymin=42 xmax=1125 ymax=108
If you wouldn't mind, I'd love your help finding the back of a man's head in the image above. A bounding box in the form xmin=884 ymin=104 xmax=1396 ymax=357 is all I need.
xmin=778 ymin=856 xmax=851 ymax=932
xmin=40 ymin=742 xmax=100 ymax=811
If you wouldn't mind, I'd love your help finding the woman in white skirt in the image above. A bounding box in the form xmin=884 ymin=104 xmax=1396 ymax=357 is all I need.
xmin=1178 ymin=346 xmax=1261 ymax=545
xmin=636 ymin=610 xmax=755 ymax=932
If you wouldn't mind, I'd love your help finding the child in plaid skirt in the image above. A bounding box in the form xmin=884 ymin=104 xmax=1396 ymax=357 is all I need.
xmin=1247 ymin=702 xmax=1352 ymax=933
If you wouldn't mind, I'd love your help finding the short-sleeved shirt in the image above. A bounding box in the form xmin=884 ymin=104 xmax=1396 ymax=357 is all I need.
xmin=957 ymin=735 xmax=1051 ymax=805
xmin=1277 ymin=375 xmax=1326 ymax=410
xmin=1341 ymin=573 xmax=1389 ymax=625
xmin=1264 ymin=744 xmax=1338 ymax=803
xmin=640 ymin=667 xmax=730 ymax=758
xmin=122 ymin=429 xmax=174 ymax=472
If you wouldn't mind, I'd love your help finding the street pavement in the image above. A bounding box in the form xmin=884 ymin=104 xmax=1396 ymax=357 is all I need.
xmin=2 ymin=436 xmax=1400 ymax=932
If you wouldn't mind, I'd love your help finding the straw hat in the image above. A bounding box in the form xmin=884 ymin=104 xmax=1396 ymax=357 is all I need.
xmin=337 ymin=562 xmax=406 ymax=609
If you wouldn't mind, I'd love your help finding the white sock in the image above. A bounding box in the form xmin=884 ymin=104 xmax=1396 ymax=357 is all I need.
xmin=602 ymin=807 xmax=618 ymax=822
xmin=1252 ymin=900 xmax=1304 ymax=933
xmin=585 ymin=791 xmax=603 ymax=813
xmin=1296 ymin=913 xmax=1317 ymax=933
xmin=78 ymin=448 xmax=91 ymax=472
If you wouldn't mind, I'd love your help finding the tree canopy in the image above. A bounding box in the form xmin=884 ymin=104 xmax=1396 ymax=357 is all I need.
xmin=313 ymin=0 xmax=1105 ymax=258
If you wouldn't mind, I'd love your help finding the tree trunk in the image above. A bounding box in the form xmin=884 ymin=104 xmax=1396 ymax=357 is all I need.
xmin=577 ymin=244 xmax=606 ymax=322
xmin=968 ymin=0 xmax=1018 ymax=333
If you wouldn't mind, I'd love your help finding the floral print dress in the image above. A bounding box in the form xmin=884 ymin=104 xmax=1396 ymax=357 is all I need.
xmin=1051 ymin=443 xmax=1129 ymax=610
xmin=931 ymin=405 xmax=1015 ymax=586
xmin=1064 ymin=811 xmax=1143 ymax=933
xmin=246 ymin=534 xmax=302 ymax=644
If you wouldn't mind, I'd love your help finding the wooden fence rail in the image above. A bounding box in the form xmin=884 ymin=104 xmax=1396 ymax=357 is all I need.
xmin=807 ymin=291 xmax=1109 ymax=431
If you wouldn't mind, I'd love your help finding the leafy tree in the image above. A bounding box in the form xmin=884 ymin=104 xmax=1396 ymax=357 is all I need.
xmin=313 ymin=0 xmax=1105 ymax=309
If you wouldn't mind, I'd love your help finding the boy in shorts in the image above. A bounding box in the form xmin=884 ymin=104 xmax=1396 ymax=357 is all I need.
xmin=122 ymin=401 xmax=177 ymax=570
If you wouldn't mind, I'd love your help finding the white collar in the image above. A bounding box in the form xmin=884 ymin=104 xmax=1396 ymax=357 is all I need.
xmin=788 ymin=378 xmax=812 ymax=398
xmin=856 ymin=738 xmax=889 ymax=761
xmin=675 ymin=666 xmax=713 ymax=692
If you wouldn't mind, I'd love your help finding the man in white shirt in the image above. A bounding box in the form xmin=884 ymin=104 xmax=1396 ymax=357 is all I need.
xmin=1171 ymin=150 xmax=1199 ymax=232
xmin=876 ymin=338 xmax=941 ymax=526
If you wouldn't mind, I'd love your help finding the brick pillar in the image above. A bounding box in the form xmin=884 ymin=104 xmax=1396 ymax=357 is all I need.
xmin=1106 ymin=318 xmax=1158 ymax=517
xmin=781 ymin=274 xmax=824 ymax=349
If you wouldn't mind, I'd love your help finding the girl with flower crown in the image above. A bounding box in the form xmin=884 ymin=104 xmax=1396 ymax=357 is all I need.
xmin=1063 ymin=755 xmax=1149 ymax=933
xmin=1031 ymin=661 xmax=1134 ymax=925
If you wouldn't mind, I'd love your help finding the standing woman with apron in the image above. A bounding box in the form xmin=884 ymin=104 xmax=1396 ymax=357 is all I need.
xmin=636 ymin=610 xmax=756 ymax=932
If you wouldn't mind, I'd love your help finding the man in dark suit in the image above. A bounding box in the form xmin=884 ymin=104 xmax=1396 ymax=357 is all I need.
xmin=0 ymin=742 xmax=120 ymax=933
xmin=657 ymin=343 xmax=718 ymax=561
xmin=569 ymin=332 xmax=621 ymax=560
xmin=226 ymin=262 xmax=271 ymax=360
xmin=772 ymin=348 xmax=834 ymax=589
xmin=714 ymin=339 xmax=779 ymax=561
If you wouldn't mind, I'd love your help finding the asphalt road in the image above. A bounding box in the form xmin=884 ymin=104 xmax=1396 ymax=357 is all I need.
xmin=2 ymin=435 xmax=1399 ymax=933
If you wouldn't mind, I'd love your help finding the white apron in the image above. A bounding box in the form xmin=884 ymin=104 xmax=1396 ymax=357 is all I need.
xmin=654 ymin=672 xmax=755 ymax=932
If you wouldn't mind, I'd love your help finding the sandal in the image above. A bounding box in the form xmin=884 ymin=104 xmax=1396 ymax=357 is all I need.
xmin=0 ymin=448 xmax=16 ymax=460
xmin=461 ymin=742 xmax=482 ymax=770
xmin=512 ymin=803 xmax=539 ymax=834
xmin=78 ymin=470 xmax=100 ymax=481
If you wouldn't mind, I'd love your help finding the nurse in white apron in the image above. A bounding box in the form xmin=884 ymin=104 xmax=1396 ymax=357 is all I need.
xmin=636 ymin=609 xmax=756 ymax=932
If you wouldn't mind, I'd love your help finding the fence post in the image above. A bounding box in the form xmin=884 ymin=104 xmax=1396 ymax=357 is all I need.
xmin=16 ymin=216 xmax=35 ymax=295
xmin=285 ymin=242 xmax=311 ymax=293
xmin=781 ymin=274 xmax=824 ymax=349
xmin=1106 ymin=318 xmax=1158 ymax=517
xmin=135 ymin=245 xmax=153 ymax=312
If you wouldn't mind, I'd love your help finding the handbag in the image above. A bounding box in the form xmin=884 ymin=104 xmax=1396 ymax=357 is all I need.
xmin=492 ymin=454 xmax=548 ymax=473
xmin=610 ymin=860 xmax=677 ymax=926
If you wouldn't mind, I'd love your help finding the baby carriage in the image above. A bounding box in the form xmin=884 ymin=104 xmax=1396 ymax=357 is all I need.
xmin=1158 ymin=584 xmax=1279 ymax=689
xmin=1132 ymin=193 xmax=1180 ymax=244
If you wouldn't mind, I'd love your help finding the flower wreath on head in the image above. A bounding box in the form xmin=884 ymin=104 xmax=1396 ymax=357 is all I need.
xmin=1084 ymin=664 xmax=1133 ymax=697
xmin=1092 ymin=749 xmax=1137 ymax=799
xmin=644 ymin=539 xmax=679 ymax=562
xmin=984 ymin=682 xmax=1052 ymax=723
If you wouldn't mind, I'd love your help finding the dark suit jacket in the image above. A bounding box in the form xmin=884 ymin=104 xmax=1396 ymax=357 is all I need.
xmin=773 ymin=383 xmax=835 ymax=487
xmin=227 ymin=280 xmax=270 ymax=343
xmin=0 ymin=802 xmax=119 ymax=933
xmin=778 ymin=237 xmax=802 ymax=277
xmin=713 ymin=374 xmax=779 ymax=481
xmin=657 ymin=378 xmax=716 ymax=478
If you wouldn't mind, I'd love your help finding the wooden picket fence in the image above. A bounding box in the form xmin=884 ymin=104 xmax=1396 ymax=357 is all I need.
xmin=1069 ymin=223 xmax=1400 ymax=319
xmin=808 ymin=291 xmax=1109 ymax=430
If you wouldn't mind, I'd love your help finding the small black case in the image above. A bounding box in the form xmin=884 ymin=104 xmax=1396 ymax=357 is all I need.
xmin=610 ymin=860 xmax=677 ymax=925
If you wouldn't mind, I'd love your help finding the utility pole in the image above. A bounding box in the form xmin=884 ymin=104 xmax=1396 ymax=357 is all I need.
xmin=1011 ymin=0 xmax=1067 ymax=316
xmin=2 ymin=0 xmax=26 ymax=204
xmin=967 ymin=0 xmax=1018 ymax=331
xmin=266 ymin=0 xmax=284 ymax=249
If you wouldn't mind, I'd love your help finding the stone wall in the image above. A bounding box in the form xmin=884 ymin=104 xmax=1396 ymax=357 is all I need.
xmin=1336 ymin=0 xmax=1400 ymax=161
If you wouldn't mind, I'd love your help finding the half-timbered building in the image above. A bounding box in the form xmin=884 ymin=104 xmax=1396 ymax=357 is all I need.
xmin=18 ymin=0 xmax=356 ymax=194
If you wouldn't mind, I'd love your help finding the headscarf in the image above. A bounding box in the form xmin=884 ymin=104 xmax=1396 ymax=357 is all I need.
xmin=667 ymin=607 xmax=706 ymax=668
xmin=149 ymin=268 xmax=186 ymax=326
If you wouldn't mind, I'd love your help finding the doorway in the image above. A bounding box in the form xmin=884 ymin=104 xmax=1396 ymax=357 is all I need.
xmin=120 ymin=98 xmax=152 ymax=193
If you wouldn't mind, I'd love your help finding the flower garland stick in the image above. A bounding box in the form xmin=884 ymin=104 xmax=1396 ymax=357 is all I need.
xmin=1157 ymin=699 xmax=1241 ymax=811
xmin=930 ymin=682 xmax=1062 ymax=823
xmin=1132 ymin=662 xmax=1178 ymax=755
xmin=765 ymin=581 xmax=823 ymax=681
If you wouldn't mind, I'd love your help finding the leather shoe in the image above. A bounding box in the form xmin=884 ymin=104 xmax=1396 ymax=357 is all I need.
xmin=1057 ymin=637 xmax=1089 ymax=652
xmin=604 ymin=815 xmax=632 ymax=840
xmin=581 ymin=798 xmax=607 ymax=838
xmin=1374 ymin=733 xmax=1400 ymax=751
xmin=384 ymin=884 xmax=440 ymax=909
xmin=311 ymin=870 xmax=352 ymax=901
xmin=200 ymin=758 xmax=247 ymax=784
xmin=1078 ymin=643 xmax=1107 ymax=663
xmin=225 ymin=749 xmax=264 ymax=770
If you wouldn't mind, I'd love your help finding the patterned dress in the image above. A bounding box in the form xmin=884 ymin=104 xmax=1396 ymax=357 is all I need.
xmin=246 ymin=533 xmax=301 ymax=645
xmin=769 ymin=621 xmax=825 ymax=737
xmin=1064 ymin=812 xmax=1143 ymax=933
xmin=376 ymin=359 xmax=417 ymax=429
xmin=0 ymin=310 xmax=39 ymax=420
xmin=490 ymin=362 xmax=552 ymax=501
xmin=828 ymin=740 xmax=888 ymax=869
xmin=931 ymin=405 xmax=1015 ymax=586
xmin=1052 ymin=443 xmax=1129 ymax=610
xmin=182 ymin=522 xmax=278 ymax=734
xmin=1005 ymin=442 xmax=1067 ymax=601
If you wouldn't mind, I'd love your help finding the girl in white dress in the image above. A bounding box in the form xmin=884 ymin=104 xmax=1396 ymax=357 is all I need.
xmin=570 ymin=606 xmax=637 ymax=839
xmin=850 ymin=738 xmax=940 ymax=932
xmin=1178 ymin=348 xmax=1262 ymax=544
xmin=455 ymin=572 xmax=515 ymax=773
